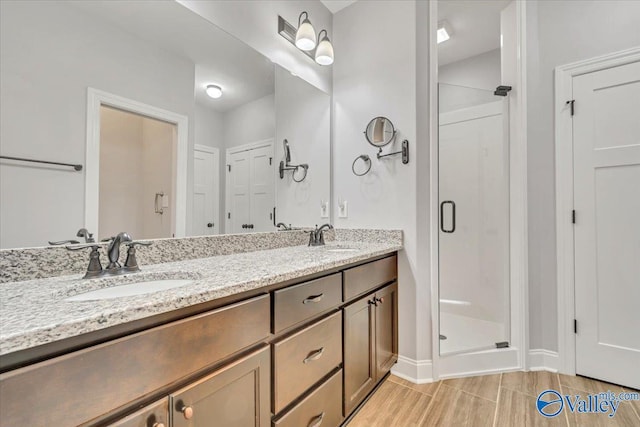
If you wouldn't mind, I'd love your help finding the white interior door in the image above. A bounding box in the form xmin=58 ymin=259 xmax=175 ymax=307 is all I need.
xmin=249 ymin=145 xmax=275 ymax=232
xmin=573 ymin=60 xmax=640 ymax=389
xmin=193 ymin=146 xmax=219 ymax=236
xmin=227 ymin=150 xmax=251 ymax=234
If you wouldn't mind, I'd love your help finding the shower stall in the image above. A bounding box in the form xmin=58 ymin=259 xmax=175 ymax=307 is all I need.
xmin=438 ymin=83 xmax=510 ymax=356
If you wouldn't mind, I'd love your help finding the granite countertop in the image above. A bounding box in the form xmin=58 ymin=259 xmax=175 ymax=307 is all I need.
xmin=0 ymin=241 xmax=401 ymax=356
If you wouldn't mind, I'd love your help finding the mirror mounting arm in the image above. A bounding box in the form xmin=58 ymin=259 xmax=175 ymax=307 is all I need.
xmin=376 ymin=140 xmax=410 ymax=164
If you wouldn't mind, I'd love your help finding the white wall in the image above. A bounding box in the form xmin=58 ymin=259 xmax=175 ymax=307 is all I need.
xmin=0 ymin=1 xmax=195 ymax=248
xmin=177 ymin=0 xmax=333 ymax=93
xmin=224 ymin=94 xmax=276 ymax=149
xmin=333 ymin=1 xmax=425 ymax=367
xmin=439 ymin=48 xmax=501 ymax=90
xmin=275 ymin=66 xmax=331 ymax=228
xmin=526 ymin=0 xmax=640 ymax=352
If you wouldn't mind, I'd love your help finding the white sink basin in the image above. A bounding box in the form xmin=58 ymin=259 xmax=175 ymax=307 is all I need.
xmin=65 ymin=279 xmax=194 ymax=301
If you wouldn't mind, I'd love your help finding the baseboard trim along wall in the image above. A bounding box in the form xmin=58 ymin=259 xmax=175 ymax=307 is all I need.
xmin=391 ymin=355 xmax=434 ymax=384
xmin=528 ymin=349 xmax=559 ymax=372
xmin=392 ymin=349 xmax=559 ymax=384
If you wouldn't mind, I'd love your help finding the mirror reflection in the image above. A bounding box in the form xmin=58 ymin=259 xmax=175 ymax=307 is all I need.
xmin=0 ymin=0 xmax=330 ymax=249
xmin=364 ymin=117 xmax=396 ymax=147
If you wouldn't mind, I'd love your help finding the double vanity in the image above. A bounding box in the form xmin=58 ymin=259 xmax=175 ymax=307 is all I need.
xmin=0 ymin=230 xmax=401 ymax=426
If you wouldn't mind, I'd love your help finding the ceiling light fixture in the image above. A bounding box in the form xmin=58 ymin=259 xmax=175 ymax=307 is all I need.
xmin=437 ymin=20 xmax=453 ymax=44
xmin=205 ymin=84 xmax=223 ymax=99
xmin=295 ymin=12 xmax=317 ymax=51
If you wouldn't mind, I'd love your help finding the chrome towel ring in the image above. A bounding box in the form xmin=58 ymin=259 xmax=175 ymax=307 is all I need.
xmin=352 ymin=154 xmax=372 ymax=176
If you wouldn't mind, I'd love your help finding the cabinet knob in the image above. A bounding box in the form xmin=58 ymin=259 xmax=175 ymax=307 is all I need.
xmin=180 ymin=405 xmax=194 ymax=420
xmin=152 ymin=423 xmax=166 ymax=427
xmin=376 ymin=297 xmax=384 ymax=304
xmin=308 ymin=412 xmax=325 ymax=427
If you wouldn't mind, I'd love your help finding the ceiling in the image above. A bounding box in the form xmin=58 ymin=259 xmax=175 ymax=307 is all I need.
xmin=438 ymin=0 xmax=511 ymax=66
xmin=71 ymin=1 xmax=274 ymax=113
xmin=320 ymin=0 xmax=358 ymax=14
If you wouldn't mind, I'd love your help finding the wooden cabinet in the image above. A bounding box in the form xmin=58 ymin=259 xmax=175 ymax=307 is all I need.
xmin=273 ymin=369 xmax=343 ymax=427
xmin=343 ymin=282 xmax=398 ymax=415
xmin=272 ymin=312 xmax=342 ymax=413
xmin=108 ymin=398 xmax=169 ymax=427
xmin=273 ymin=273 xmax=342 ymax=334
xmin=170 ymin=346 xmax=270 ymax=427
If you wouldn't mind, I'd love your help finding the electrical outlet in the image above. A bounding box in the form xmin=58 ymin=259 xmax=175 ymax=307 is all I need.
xmin=320 ymin=200 xmax=329 ymax=218
xmin=338 ymin=200 xmax=348 ymax=218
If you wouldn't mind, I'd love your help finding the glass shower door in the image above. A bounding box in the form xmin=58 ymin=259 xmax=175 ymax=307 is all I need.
xmin=438 ymin=83 xmax=510 ymax=356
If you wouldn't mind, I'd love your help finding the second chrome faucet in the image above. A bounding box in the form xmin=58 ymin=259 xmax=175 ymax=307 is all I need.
xmin=309 ymin=224 xmax=333 ymax=246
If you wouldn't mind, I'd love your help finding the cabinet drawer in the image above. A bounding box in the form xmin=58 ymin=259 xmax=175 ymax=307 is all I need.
xmin=273 ymin=311 xmax=342 ymax=414
xmin=108 ymin=398 xmax=168 ymax=427
xmin=343 ymin=255 xmax=397 ymax=301
xmin=273 ymin=369 xmax=343 ymax=427
xmin=0 ymin=294 xmax=270 ymax=427
xmin=273 ymin=273 xmax=342 ymax=333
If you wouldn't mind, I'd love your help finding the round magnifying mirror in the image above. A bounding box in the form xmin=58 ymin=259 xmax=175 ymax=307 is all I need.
xmin=364 ymin=117 xmax=396 ymax=147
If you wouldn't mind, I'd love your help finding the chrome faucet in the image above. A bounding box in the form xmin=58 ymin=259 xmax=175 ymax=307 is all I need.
xmin=309 ymin=224 xmax=334 ymax=246
xmin=66 ymin=231 xmax=151 ymax=279
xmin=76 ymin=228 xmax=95 ymax=243
xmin=276 ymin=223 xmax=292 ymax=231
xmin=107 ymin=232 xmax=132 ymax=270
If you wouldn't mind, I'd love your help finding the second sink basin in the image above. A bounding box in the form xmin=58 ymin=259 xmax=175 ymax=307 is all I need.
xmin=65 ymin=279 xmax=194 ymax=301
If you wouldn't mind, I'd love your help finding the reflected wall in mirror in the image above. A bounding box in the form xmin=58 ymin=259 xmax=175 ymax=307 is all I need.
xmin=0 ymin=0 xmax=331 ymax=249
xmin=437 ymin=0 xmax=511 ymax=356
xmin=364 ymin=117 xmax=396 ymax=147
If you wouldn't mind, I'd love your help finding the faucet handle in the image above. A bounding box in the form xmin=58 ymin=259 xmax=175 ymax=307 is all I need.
xmin=65 ymin=244 xmax=103 ymax=278
xmin=124 ymin=241 xmax=152 ymax=272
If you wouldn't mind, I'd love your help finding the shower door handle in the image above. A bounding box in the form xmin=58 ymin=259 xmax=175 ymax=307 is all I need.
xmin=440 ymin=200 xmax=456 ymax=233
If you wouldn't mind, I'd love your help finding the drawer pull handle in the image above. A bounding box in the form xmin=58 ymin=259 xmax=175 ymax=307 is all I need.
xmin=180 ymin=405 xmax=194 ymax=420
xmin=308 ymin=412 xmax=325 ymax=427
xmin=303 ymin=347 xmax=325 ymax=364
xmin=303 ymin=293 xmax=324 ymax=304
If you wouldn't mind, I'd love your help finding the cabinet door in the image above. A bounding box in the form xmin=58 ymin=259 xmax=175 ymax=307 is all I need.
xmin=375 ymin=282 xmax=398 ymax=379
xmin=343 ymin=293 xmax=375 ymax=415
xmin=170 ymin=346 xmax=270 ymax=427
xmin=108 ymin=398 xmax=168 ymax=427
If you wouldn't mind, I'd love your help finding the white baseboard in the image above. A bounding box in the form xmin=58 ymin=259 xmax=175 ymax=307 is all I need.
xmin=528 ymin=349 xmax=559 ymax=372
xmin=391 ymin=355 xmax=434 ymax=384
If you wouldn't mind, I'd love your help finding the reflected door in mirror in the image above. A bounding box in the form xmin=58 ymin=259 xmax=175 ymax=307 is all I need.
xmin=193 ymin=146 xmax=219 ymax=236
xmin=226 ymin=143 xmax=274 ymax=234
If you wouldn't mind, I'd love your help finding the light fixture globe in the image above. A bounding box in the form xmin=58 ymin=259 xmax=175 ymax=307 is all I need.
xmin=315 ymin=30 xmax=334 ymax=65
xmin=295 ymin=12 xmax=316 ymax=51
xmin=206 ymin=84 xmax=223 ymax=99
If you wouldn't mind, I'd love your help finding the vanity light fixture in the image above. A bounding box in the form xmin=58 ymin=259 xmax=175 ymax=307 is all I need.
xmin=205 ymin=84 xmax=223 ymax=99
xmin=278 ymin=14 xmax=334 ymax=66
xmin=295 ymin=12 xmax=317 ymax=51
xmin=315 ymin=30 xmax=334 ymax=65
xmin=437 ymin=20 xmax=453 ymax=44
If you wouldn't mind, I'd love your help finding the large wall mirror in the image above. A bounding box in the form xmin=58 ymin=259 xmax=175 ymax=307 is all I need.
xmin=0 ymin=0 xmax=331 ymax=249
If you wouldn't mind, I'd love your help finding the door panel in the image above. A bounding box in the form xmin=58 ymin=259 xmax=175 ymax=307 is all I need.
xmin=573 ymin=60 xmax=640 ymax=389
xmin=171 ymin=346 xmax=270 ymax=427
xmin=375 ymin=283 xmax=398 ymax=379
xmin=193 ymin=148 xmax=218 ymax=236
xmin=249 ymin=145 xmax=274 ymax=232
xmin=228 ymin=151 xmax=250 ymax=234
xmin=343 ymin=294 xmax=375 ymax=415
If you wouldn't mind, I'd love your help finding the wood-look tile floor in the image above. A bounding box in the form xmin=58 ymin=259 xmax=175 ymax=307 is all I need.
xmin=346 ymin=372 xmax=640 ymax=426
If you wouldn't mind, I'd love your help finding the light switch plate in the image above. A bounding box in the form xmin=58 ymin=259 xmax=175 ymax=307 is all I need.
xmin=320 ymin=201 xmax=329 ymax=218
xmin=338 ymin=200 xmax=348 ymax=218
